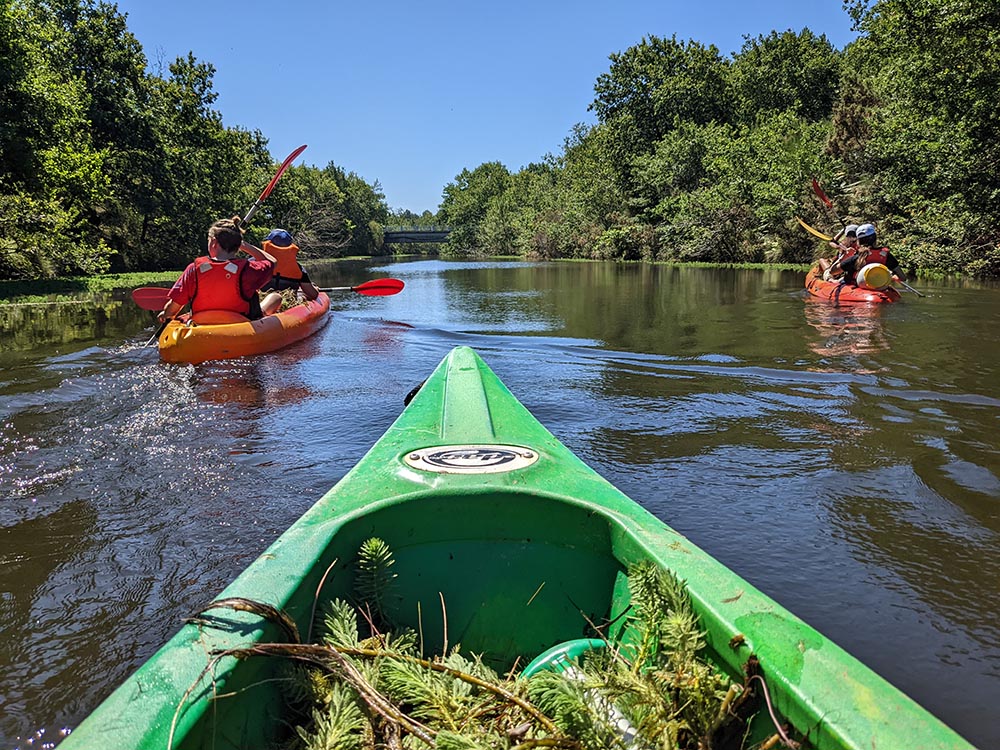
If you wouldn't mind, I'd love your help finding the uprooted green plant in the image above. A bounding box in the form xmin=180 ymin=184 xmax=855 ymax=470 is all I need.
xmin=207 ymin=539 xmax=784 ymax=749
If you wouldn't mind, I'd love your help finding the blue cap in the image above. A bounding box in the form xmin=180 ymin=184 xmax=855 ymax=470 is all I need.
xmin=856 ymin=223 xmax=876 ymax=239
xmin=265 ymin=229 xmax=293 ymax=247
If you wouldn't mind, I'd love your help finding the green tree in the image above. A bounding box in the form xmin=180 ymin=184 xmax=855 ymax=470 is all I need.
xmin=517 ymin=130 xmax=623 ymax=260
xmin=728 ymin=29 xmax=842 ymax=124
xmin=842 ymin=0 xmax=1000 ymax=275
xmin=590 ymin=35 xmax=731 ymax=180
xmin=388 ymin=208 xmax=441 ymax=228
xmin=635 ymin=113 xmax=828 ymax=263
xmin=258 ymin=164 xmax=351 ymax=255
xmin=440 ymin=162 xmax=511 ymax=252
xmin=0 ymin=0 xmax=114 ymax=278
xmin=0 ymin=0 xmax=388 ymax=279
xmin=325 ymin=164 xmax=389 ymax=255
xmin=137 ymin=53 xmax=267 ymax=269
xmin=54 ymin=0 xmax=162 ymax=266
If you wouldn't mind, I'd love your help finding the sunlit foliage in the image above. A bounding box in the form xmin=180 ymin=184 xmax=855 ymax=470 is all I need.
xmin=440 ymin=4 xmax=998 ymax=276
xmin=0 ymin=0 xmax=389 ymax=280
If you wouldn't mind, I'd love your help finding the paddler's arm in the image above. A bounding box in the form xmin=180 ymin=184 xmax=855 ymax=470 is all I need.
xmin=158 ymin=270 xmax=192 ymax=323
xmin=238 ymin=240 xmax=276 ymax=265
xmin=885 ymin=252 xmax=907 ymax=282
xmin=158 ymin=299 xmax=182 ymax=323
xmin=230 ymin=216 xmax=274 ymax=265
xmin=297 ymin=280 xmax=319 ymax=300
xmin=297 ymin=266 xmax=319 ymax=300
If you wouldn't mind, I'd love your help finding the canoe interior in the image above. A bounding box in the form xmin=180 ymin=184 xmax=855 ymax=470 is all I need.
xmin=160 ymin=492 xmax=737 ymax=750
xmin=115 ymin=493 xmax=641 ymax=748
xmin=322 ymin=492 xmax=627 ymax=665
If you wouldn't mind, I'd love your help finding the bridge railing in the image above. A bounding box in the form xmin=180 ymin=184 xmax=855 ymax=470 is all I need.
xmin=383 ymin=225 xmax=451 ymax=232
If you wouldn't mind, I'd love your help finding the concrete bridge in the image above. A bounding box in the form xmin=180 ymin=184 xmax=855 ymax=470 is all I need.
xmin=383 ymin=226 xmax=451 ymax=244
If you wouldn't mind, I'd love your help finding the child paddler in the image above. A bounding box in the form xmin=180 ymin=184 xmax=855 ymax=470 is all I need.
xmin=259 ymin=229 xmax=320 ymax=315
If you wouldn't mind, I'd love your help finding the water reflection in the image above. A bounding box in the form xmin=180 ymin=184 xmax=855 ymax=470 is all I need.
xmin=0 ymin=500 xmax=102 ymax=745
xmin=192 ymin=359 xmax=315 ymax=410
xmin=361 ymin=319 xmax=413 ymax=356
xmin=0 ymin=500 xmax=99 ymax=623
xmin=802 ymin=299 xmax=891 ymax=358
xmin=0 ymin=296 xmax=154 ymax=356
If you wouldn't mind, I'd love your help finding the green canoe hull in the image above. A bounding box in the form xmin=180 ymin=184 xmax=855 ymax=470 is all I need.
xmin=61 ymin=346 xmax=971 ymax=750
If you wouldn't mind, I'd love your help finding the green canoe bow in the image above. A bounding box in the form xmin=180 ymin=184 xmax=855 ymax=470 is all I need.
xmin=60 ymin=346 xmax=972 ymax=750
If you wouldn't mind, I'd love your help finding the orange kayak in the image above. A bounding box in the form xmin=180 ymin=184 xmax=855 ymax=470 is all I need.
xmin=805 ymin=267 xmax=901 ymax=304
xmin=158 ymin=293 xmax=331 ymax=364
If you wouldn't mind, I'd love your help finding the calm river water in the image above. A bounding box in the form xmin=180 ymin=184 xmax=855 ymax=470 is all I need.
xmin=1 ymin=259 xmax=998 ymax=748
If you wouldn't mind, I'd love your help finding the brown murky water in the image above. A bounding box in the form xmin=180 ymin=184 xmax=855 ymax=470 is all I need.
xmin=1 ymin=260 xmax=997 ymax=748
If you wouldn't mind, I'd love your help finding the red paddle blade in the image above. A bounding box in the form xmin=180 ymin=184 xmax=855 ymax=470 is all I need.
xmin=353 ymin=278 xmax=405 ymax=296
xmin=131 ymin=287 xmax=170 ymax=311
xmin=811 ymin=177 xmax=833 ymax=208
xmin=260 ymin=144 xmax=307 ymax=202
xmin=242 ymin=144 xmax=307 ymax=225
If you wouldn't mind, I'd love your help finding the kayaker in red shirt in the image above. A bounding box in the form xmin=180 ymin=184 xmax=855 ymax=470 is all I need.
xmin=829 ymin=223 xmax=907 ymax=286
xmin=158 ymin=217 xmax=279 ymax=324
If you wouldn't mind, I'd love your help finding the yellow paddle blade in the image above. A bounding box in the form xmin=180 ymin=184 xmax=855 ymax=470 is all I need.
xmin=796 ymin=216 xmax=833 ymax=242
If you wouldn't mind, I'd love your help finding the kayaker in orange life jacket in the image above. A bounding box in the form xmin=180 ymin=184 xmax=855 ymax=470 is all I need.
xmin=158 ymin=217 xmax=279 ymax=324
xmin=828 ymin=223 xmax=908 ymax=286
xmin=259 ymin=229 xmax=320 ymax=313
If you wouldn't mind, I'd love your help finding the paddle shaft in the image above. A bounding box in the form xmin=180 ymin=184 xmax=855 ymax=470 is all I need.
xmin=896 ymin=280 xmax=926 ymax=297
xmin=242 ymin=144 xmax=307 ymax=226
xmin=145 ymin=320 xmax=168 ymax=347
xmin=796 ymin=217 xmax=833 ymax=242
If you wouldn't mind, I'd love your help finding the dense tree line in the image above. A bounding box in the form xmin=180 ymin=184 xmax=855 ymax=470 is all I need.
xmin=5 ymin=0 xmax=996 ymax=280
xmin=440 ymin=0 xmax=1000 ymax=277
xmin=0 ymin=0 xmax=388 ymax=280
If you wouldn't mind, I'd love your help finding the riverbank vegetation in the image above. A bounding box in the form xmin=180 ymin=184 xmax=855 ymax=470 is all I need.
xmin=439 ymin=0 xmax=1000 ymax=278
xmin=0 ymin=0 xmax=389 ymax=281
xmin=3 ymin=0 xmax=996 ymax=281
xmin=0 ymin=271 xmax=179 ymax=305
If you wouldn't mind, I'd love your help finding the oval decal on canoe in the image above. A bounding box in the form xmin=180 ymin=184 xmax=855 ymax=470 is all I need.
xmin=404 ymin=444 xmax=538 ymax=474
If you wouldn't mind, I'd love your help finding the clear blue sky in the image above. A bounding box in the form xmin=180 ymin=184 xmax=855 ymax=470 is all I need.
xmin=113 ymin=0 xmax=858 ymax=214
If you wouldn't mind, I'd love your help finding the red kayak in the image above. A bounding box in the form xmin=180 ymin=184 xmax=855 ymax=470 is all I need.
xmin=805 ymin=267 xmax=901 ymax=304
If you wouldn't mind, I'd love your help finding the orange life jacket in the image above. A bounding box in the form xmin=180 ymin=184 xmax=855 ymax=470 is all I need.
xmin=263 ymin=240 xmax=304 ymax=281
xmin=191 ymin=256 xmax=252 ymax=315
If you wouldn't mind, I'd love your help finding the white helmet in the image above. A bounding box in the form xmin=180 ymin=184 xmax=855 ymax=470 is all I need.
xmin=845 ymin=224 xmax=859 ymax=236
